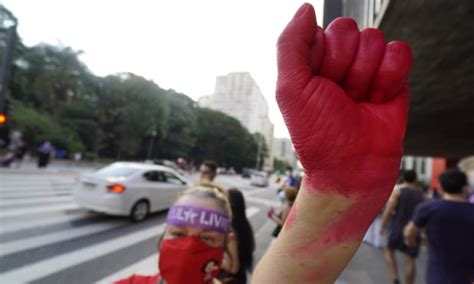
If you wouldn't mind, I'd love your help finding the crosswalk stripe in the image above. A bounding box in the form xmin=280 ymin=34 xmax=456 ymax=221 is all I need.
xmin=0 ymin=224 xmax=166 ymax=283
xmin=245 ymin=207 xmax=260 ymax=218
xmin=0 ymin=214 xmax=87 ymax=235
xmin=97 ymin=254 xmax=158 ymax=283
xmin=0 ymin=203 xmax=80 ymax=218
xmin=98 ymin=206 xmax=261 ymax=283
xmin=0 ymin=182 xmax=74 ymax=186
xmin=0 ymin=196 xmax=74 ymax=206
xmin=0 ymin=221 xmax=124 ymax=257
xmin=0 ymin=190 xmax=72 ymax=199
xmin=245 ymin=188 xmax=272 ymax=196
xmin=245 ymin=196 xmax=281 ymax=207
xmin=0 ymin=186 xmax=73 ymax=192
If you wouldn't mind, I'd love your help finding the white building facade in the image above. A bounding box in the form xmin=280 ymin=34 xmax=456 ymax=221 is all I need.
xmin=199 ymin=72 xmax=274 ymax=169
xmin=273 ymin=138 xmax=297 ymax=168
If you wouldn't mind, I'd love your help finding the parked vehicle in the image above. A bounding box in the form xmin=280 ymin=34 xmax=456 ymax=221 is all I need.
xmin=241 ymin=168 xmax=252 ymax=178
xmin=250 ymin=171 xmax=269 ymax=187
xmin=74 ymin=162 xmax=188 ymax=222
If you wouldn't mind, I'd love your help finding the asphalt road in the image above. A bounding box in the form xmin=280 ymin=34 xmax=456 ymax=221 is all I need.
xmin=0 ymin=169 xmax=427 ymax=283
xmin=0 ymin=170 xmax=281 ymax=283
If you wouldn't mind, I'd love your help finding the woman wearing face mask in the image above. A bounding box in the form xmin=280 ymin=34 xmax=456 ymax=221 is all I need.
xmin=115 ymin=186 xmax=233 ymax=284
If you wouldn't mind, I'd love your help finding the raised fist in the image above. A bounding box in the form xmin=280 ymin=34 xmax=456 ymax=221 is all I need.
xmin=277 ymin=3 xmax=412 ymax=199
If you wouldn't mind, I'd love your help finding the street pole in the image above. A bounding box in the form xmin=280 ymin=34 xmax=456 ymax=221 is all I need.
xmin=0 ymin=25 xmax=17 ymax=147
xmin=256 ymin=137 xmax=261 ymax=171
xmin=146 ymin=130 xmax=157 ymax=160
xmin=0 ymin=25 xmax=16 ymax=111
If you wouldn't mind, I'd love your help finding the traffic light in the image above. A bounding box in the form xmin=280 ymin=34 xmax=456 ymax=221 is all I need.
xmin=0 ymin=113 xmax=6 ymax=124
xmin=0 ymin=112 xmax=8 ymax=148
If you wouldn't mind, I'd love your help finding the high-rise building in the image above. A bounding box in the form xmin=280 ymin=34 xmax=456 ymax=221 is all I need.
xmin=272 ymin=138 xmax=297 ymax=168
xmin=324 ymin=0 xmax=389 ymax=29
xmin=199 ymin=72 xmax=274 ymax=169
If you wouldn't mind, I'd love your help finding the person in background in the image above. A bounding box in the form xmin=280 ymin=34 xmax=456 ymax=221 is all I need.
xmin=380 ymin=170 xmax=424 ymax=284
xmin=200 ymin=160 xmax=218 ymax=182
xmin=268 ymin=187 xmax=298 ymax=241
xmin=115 ymin=186 xmax=235 ymax=284
xmin=13 ymin=138 xmax=28 ymax=168
xmin=0 ymin=150 xmax=15 ymax=167
xmin=37 ymin=140 xmax=54 ymax=168
xmin=220 ymin=189 xmax=255 ymax=284
xmin=364 ymin=171 xmax=404 ymax=248
xmin=197 ymin=160 xmax=226 ymax=193
xmin=277 ymin=167 xmax=299 ymax=204
xmin=404 ymin=169 xmax=474 ymax=284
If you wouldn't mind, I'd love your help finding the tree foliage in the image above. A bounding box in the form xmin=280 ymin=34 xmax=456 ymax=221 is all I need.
xmin=2 ymin=5 xmax=267 ymax=170
xmin=191 ymin=108 xmax=259 ymax=170
xmin=11 ymin=101 xmax=84 ymax=153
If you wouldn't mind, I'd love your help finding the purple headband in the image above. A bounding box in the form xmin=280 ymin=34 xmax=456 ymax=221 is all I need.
xmin=166 ymin=205 xmax=231 ymax=233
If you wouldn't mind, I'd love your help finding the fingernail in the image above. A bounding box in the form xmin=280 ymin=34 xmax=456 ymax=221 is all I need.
xmin=295 ymin=3 xmax=310 ymax=18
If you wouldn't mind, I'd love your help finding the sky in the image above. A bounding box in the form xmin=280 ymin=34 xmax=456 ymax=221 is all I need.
xmin=3 ymin=0 xmax=324 ymax=138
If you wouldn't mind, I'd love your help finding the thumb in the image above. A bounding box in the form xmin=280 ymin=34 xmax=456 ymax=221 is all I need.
xmin=365 ymin=85 xmax=409 ymax=152
xmin=277 ymin=3 xmax=317 ymax=101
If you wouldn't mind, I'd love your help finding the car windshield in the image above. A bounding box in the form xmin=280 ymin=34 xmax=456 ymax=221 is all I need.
xmin=95 ymin=164 xmax=139 ymax=178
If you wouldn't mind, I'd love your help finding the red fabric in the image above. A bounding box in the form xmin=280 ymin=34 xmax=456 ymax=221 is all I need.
xmin=113 ymin=274 xmax=160 ymax=284
xmin=430 ymin=158 xmax=446 ymax=189
xmin=159 ymin=237 xmax=223 ymax=284
xmin=277 ymin=3 xmax=413 ymax=243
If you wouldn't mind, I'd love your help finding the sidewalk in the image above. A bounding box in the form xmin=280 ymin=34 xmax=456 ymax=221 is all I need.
xmin=254 ymin=219 xmax=428 ymax=284
xmin=339 ymin=242 xmax=427 ymax=283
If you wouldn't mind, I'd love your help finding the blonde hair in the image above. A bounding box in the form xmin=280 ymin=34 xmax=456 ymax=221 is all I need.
xmin=176 ymin=186 xmax=232 ymax=218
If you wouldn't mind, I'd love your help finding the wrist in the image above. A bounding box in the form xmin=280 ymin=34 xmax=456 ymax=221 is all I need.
xmin=303 ymin=167 xmax=398 ymax=201
xmin=296 ymin=178 xmax=389 ymax=237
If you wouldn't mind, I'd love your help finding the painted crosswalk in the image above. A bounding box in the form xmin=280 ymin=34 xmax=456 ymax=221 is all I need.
xmin=0 ymin=213 xmax=87 ymax=234
xmin=0 ymin=203 xmax=80 ymax=218
xmin=0 ymin=189 xmax=73 ymax=199
xmin=0 ymin=224 xmax=168 ymax=283
xmin=0 ymin=172 xmax=269 ymax=283
xmin=0 ymin=221 xmax=125 ymax=257
xmin=0 ymin=195 xmax=74 ymax=206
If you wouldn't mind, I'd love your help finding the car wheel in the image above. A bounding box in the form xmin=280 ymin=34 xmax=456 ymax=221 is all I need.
xmin=130 ymin=200 xmax=149 ymax=222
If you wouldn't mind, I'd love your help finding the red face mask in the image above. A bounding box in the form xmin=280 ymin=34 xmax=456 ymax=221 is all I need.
xmin=159 ymin=236 xmax=224 ymax=284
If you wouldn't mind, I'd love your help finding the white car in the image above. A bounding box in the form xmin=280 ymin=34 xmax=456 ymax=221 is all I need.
xmin=250 ymin=171 xmax=269 ymax=187
xmin=74 ymin=162 xmax=188 ymax=222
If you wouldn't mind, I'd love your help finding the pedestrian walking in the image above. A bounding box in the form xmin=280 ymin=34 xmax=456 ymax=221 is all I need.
xmin=404 ymin=169 xmax=474 ymax=284
xmin=37 ymin=140 xmax=54 ymax=168
xmin=114 ymin=186 xmax=233 ymax=284
xmin=380 ymin=170 xmax=424 ymax=284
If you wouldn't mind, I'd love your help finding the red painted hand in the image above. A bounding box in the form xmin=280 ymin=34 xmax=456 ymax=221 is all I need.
xmin=277 ymin=4 xmax=412 ymax=198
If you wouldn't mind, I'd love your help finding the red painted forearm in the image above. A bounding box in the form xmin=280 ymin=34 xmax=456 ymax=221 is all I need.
xmin=253 ymin=3 xmax=411 ymax=283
